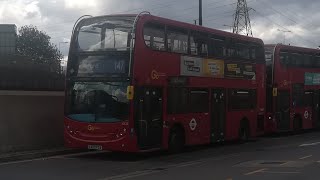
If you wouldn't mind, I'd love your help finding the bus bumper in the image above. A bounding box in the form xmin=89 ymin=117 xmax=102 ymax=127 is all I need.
xmin=64 ymin=118 xmax=139 ymax=152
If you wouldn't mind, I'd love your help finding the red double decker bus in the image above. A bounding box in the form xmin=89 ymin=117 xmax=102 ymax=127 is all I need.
xmin=64 ymin=13 xmax=266 ymax=152
xmin=265 ymin=44 xmax=320 ymax=133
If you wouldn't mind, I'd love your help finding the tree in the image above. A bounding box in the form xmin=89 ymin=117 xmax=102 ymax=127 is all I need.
xmin=16 ymin=25 xmax=63 ymax=74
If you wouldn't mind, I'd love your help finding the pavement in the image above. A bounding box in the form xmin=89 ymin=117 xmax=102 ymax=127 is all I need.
xmin=1 ymin=131 xmax=320 ymax=180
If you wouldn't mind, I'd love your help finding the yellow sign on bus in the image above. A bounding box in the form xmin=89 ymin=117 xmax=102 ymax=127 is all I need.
xmin=273 ymin=88 xmax=277 ymax=97
xmin=127 ymin=86 xmax=134 ymax=100
xmin=203 ymin=59 xmax=224 ymax=78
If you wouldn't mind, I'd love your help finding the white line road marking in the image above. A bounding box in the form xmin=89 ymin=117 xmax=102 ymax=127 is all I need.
xmin=299 ymin=142 xmax=320 ymax=147
xmin=0 ymin=157 xmax=49 ymax=166
xmin=99 ymin=159 xmax=222 ymax=180
xmin=280 ymin=161 xmax=292 ymax=166
xmin=98 ymin=153 xmax=241 ymax=180
xmin=244 ymin=168 xmax=267 ymax=175
xmin=245 ymin=168 xmax=300 ymax=176
xmin=98 ymin=170 xmax=157 ymax=180
xmin=263 ymin=170 xmax=300 ymax=174
xmin=299 ymin=155 xmax=313 ymax=160
xmin=175 ymin=161 xmax=204 ymax=168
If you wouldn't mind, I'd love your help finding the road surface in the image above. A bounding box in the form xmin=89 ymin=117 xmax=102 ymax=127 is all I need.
xmin=1 ymin=131 xmax=320 ymax=180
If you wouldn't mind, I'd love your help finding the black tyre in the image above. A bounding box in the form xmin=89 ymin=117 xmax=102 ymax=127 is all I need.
xmin=293 ymin=116 xmax=302 ymax=132
xmin=239 ymin=125 xmax=249 ymax=142
xmin=168 ymin=127 xmax=185 ymax=153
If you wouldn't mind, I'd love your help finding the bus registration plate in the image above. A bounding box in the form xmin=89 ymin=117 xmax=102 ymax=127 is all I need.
xmin=88 ymin=145 xmax=102 ymax=150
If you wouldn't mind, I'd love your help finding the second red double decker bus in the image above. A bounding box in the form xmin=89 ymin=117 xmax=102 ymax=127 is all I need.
xmin=265 ymin=44 xmax=320 ymax=133
xmin=64 ymin=13 xmax=266 ymax=152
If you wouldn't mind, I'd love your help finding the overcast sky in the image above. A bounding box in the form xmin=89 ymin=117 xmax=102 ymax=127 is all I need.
xmin=1 ymin=0 xmax=319 ymax=62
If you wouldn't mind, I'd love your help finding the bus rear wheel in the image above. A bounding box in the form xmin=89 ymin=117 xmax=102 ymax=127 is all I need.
xmin=168 ymin=127 xmax=185 ymax=153
xmin=239 ymin=126 xmax=250 ymax=142
xmin=293 ymin=116 xmax=302 ymax=133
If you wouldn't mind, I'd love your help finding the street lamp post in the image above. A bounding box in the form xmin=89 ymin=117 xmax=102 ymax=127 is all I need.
xmin=59 ymin=41 xmax=68 ymax=52
xmin=58 ymin=41 xmax=69 ymax=74
xmin=277 ymin=29 xmax=292 ymax=44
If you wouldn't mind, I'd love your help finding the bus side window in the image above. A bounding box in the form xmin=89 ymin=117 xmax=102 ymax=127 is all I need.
xmin=228 ymin=89 xmax=257 ymax=110
xmin=315 ymin=56 xmax=320 ymax=68
xmin=143 ymin=23 xmax=165 ymax=51
xmin=167 ymin=27 xmax=188 ymax=54
xmin=256 ymin=46 xmax=265 ymax=60
xmin=280 ymin=52 xmax=289 ymax=66
xmin=237 ymin=43 xmax=250 ymax=59
xmin=304 ymin=91 xmax=313 ymax=107
xmin=303 ymin=54 xmax=313 ymax=68
xmin=209 ymin=37 xmax=225 ymax=57
xmin=189 ymin=89 xmax=209 ymax=113
xmin=291 ymin=53 xmax=303 ymax=67
xmin=167 ymin=87 xmax=189 ymax=114
xmin=227 ymin=47 xmax=236 ymax=57
xmin=292 ymin=84 xmax=304 ymax=107
xmin=190 ymin=31 xmax=208 ymax=57
xmin=250 ymin=47 xmax=256 ymax=59
xmin=224 ymin=38 xmax=235 ymax=57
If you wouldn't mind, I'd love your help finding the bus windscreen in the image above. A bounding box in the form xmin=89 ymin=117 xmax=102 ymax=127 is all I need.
xmin=76 ymin=16 xmax=135 ymax=51
xmin=66 ymin=81 xmax=129 ymax=123
xmin=68 ymin=16 xmax=135 ymax=78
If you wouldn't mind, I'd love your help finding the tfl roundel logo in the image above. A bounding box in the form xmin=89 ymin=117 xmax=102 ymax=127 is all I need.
xmin=189 ymin=118 xmax=197 ymax=131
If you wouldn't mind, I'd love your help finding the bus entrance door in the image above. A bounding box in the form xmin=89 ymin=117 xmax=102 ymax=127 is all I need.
xmin=136 ymin=87 xmax=163 ymax=149
xmin=313 ymin=90 xmax=320 ymax=128
xmin=210 ymin=89 xmax=226 ymax=143
xmin=276 ymin=90 xmax=290 ymax=131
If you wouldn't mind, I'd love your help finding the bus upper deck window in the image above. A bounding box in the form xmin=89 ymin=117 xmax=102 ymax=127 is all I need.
xmin=167 ymin=27 xmax=188 ymax=54
xmin=143 ymin=23 xmax=165 ymax=51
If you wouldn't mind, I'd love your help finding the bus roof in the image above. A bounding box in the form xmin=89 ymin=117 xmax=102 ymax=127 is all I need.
xmin=266 ymin=44 xmax=320 ymax=54
xmin=81 ymin=13 xmax=264 ymax=46
xmin=139 ymin=14 xmax=264 ymax=45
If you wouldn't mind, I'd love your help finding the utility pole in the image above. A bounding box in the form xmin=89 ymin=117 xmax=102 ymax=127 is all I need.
xmin=277 ymin=29 xmax=291 ymax=44
xmin=232 ymin=0 xmax=253 ymax=36
xmin=58 ymin=41 xmax=68 ymax=53
xmin=199 ymin=0 xmax=202 ymax=26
